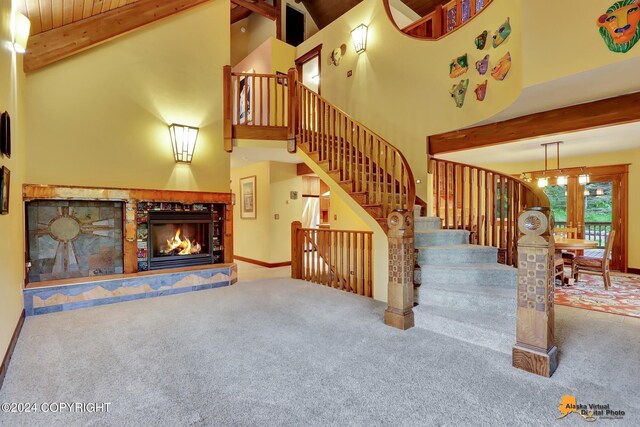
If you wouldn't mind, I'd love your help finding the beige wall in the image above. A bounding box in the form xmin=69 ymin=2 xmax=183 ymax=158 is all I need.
xmin=232 ymin=161 xmax=303 ymax=264
xmin=0 ymin=0 xmax=27 ymax=361
xmin=482 ymin=149 xmax=640 ymax=269
xmin=231 ymin=18 xmax=250 ymax=67
xmin=330 ymin=192 xmax=370 ymax=231
xmin=248 ymin=14 xmax=277 ymax=53
xmin=25 ymin=1 xmax=230 ymax=193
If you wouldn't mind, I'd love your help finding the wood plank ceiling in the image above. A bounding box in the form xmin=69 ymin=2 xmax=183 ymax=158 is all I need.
xmin=399 ymin=0 xmax=446 ymax=17
xmin=16 ymin=0 xmax=142 ymax=36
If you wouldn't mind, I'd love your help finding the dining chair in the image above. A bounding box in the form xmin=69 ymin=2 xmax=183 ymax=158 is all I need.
xmin=571 ymin=230 xmax=616 ymax=290
xmin=553 ymin=227 xmax=578 ymax=266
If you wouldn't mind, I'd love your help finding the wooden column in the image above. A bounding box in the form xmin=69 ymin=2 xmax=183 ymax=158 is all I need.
xmin=291 ymin=221 xmax=303 ymax=279
xmin=287 ymin=67 xmax=299 ymax=153
xmin=512 ymin=207 xmax=558 ymax=377
xmin=384 ymin=210 xmax=415 ymax=330
xmin=223 ymin=65 xmax=233 ymax=153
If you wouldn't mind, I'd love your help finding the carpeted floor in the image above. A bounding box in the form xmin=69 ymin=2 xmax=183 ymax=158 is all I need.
xmin=555 ymin=271 xmax=640 ymax=318
xmin=1 ymin=273 xmax=639 ymax=426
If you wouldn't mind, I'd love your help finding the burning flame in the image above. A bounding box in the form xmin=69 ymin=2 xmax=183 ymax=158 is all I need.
xmin=162 ymin=228 xmax=202 ymax=255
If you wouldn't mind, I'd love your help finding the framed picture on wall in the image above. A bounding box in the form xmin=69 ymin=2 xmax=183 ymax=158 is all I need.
xmin=0 ymin=166 xmax=10 ymax=214
xmin=240 ymin=175 xmax=257 ymax=219
xmin=0 ymin=111 xmax=10 ymax=158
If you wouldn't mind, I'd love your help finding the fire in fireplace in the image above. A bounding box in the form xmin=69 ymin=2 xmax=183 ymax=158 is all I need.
xmin=148 ymin=211 xmax=214 ymax=270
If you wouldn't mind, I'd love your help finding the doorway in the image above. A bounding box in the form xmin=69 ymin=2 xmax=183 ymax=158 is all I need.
xmin=295 ymin=44 xmax=322 ymax=94
xmin=532 ymin=164 xmax=629 ymax=272
xmin=286 ymin=5 xmax=305 ymax=47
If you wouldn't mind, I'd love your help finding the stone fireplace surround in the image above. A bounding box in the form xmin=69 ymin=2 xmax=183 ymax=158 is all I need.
xmin=22 ymin=184 xmax=236 ymax=316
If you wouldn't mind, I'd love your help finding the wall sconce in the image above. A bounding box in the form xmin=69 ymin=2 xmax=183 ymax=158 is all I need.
xmin=311 ymin=74 xmax=320 ymax=84
xmin=168 ymin=124 xmax=199 ymax=164
xmin=12 ymin=11 xmax=31 ymax=54
xmin=351 ymin=24 xmax=368 ymax=54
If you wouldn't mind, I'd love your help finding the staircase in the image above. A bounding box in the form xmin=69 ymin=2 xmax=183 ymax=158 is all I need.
xmin=412 ymin=214 xmax=518 ymax=354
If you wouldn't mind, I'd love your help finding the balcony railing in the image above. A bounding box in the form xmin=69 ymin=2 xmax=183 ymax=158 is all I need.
xmin=554 ymin=221 xmax=612 ymax=249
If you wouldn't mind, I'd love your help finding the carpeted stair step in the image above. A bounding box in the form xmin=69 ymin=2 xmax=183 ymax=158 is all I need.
xmin=415 ymin=229 xmax=470 ymax=247
xmin=417 ymin=245 xmax=498 ymax=265
xmin=416 ymin=284 xmax=517 ymax=314
xmin=419 ymin=263 xmax=516 ymax=287
xmin=414 ymin=304 xmax=515 ymax=354
xmin=414 ymin=217 xmax=442 ymax=231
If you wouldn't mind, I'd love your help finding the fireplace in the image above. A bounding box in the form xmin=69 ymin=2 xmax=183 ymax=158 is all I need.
xmin=148 ymin=211 xmax=214 ymax=270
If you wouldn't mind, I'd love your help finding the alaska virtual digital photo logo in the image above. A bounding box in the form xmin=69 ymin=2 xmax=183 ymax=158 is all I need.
xmin=557 ymin=395 xmax=627 ymax=422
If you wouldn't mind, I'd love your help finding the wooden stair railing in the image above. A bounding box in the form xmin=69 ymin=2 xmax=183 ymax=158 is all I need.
xmin=389 ymin=0 xmax=493 ymax=39
xmin=295 ymin=82 xmax=416 ymax=232
xmin=431 ymin=158 xmax=550 ymax=267
xmin=291 ymin=222 xmax=373 ymax=297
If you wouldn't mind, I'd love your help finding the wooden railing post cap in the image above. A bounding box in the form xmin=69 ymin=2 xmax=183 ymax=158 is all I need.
xmin=387 ymin=209 xmax=414 ymax=238
xmin=517 ymin=207 xmax=554 ymax=244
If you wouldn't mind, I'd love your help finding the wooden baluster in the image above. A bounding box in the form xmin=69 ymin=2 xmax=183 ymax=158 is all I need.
xmin=477 ymin=169 xmax=482 ymax=245
xmin=367 ymin=233 xmax=373 ymax=298
xmin=281 ymin=75 xmax=286 ymax=127
xmin=332 ymin=231 xmax=337 ymax=288
xmin=499 ymin=176 xmax=505 ymax=250
xmin=223 ymin=66 xmax=232 ymax=152
xmin=251 ymin=74 xmax=256 ymax=126
xmin=452 ymin=164 xmax=458 ymax=228
xmin=291 ymin=222 xmax=302 ymax=279
xmin=434 ymin=161 xmax=440 ymax=218
xmin=461 ymin=165 xmax=467 ymax=231
xmin=513 ymin=183 xmax=520 ymax=267
xmin=368 ymin=134 xmax=374 ymax=204
xmin=506 ymin=180 xmax=513 ymax=266
xmin=346 ymin=232 xmax=351 ymax=293
xmin=492 ymin=174 xmax=498 ymax=248
xmin=444 ymin=163 xmax=450 ymax=229
xmin=485 ymin=171 xmax=491 ymax=246
xmin=236 ymin=76 xmax=241 ymax=125
xmin=304 ymin=231 xmax=310 ymax=280
xmin=339 ymin=231 xmax=344 ymax=290
xmin=258 ymin=76 xmax=263 ymax=126
xmin=359 ymin=232 xmax=365 ymax=296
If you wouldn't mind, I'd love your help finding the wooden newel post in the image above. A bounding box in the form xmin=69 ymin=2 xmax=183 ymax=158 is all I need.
xmin=384 ymin=210 xmax=415 ymax=330
xmin=512 ymin=207 xmax=558 ymax=377
xmin=287 ymin=67 xmax=298 ymax=153
xmin=291 ymin=221 xmax=303 ymax=279
xmin=223 ymin=65 xmax=233 ymax=153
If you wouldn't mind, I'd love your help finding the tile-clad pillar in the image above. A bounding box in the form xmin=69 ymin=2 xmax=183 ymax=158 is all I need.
xmin=123 ymin=201 xmax=138 ymax=274
xmin=513 ymin=207 xmax=558 ymax=377
xmin=384 ymin=209 xmax=415 ymax=330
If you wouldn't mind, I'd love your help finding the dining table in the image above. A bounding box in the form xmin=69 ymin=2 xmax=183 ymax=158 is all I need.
xmin=554 ymin=237 xmax=598 ymax=251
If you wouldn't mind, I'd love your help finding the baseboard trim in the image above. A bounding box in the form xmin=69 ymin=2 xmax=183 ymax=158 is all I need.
xmin=628 ymin=268 xmax=640 ymax=275
xmin=234 ymin=256 xmax=291 ymax=269
xmin=0 ymin=309 xmax=25 ymax=391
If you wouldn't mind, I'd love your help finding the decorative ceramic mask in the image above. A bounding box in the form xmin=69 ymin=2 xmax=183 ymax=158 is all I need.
xmin=328 ymin=44 xmax=347 ymax=66
xmin=449 ymin=54 xmax=469 ymax=78
xmin=492 ymin=17 xmax=512 ymax=48
xmin=475 ymin=30 xmax=488 ymax=49
xmin=597 ymin=0 xmax=640 ymax=53
xmin=475 ymin=80 xmax=488 ymax=101
xmin=450 ymin=79 xmax=469 ymax=108
xmin=476 ymin=54 xmax=490 ymax=75
xmin=491 ymin=52 xmax=512 ymax=81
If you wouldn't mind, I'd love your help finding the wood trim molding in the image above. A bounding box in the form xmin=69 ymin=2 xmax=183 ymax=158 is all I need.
xmin=24 ymin=0 xmax=211 ymax=73
xmin=428 ymin=91 xmax=640 ymax=155
xmin=628 ymin=268 xmax=640 ymax=275
xmin=295 ymin=44 xmax=322 ymax=94
xmin=231 ymin=0 xmax=276 ymax=20
xmin=234 ymin=255 xmax=291 ymax=268
xmin=0 ymin=310 xmax=25 ymax=391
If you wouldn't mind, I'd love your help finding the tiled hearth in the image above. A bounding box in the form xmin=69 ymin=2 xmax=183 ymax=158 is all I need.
xmin=24 ymin=264 xmax=238 ymax=316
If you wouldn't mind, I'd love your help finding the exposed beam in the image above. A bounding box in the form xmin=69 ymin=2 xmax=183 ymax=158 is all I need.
xmin=231 ymin=4 xmax=252 ymax=23
xmin=231 ymin=0 xmax=276 ymax=20
xmin=428 ymin=91 xmax=640 ymax=155
xmin=24 ymin=0 xmax=211 ymax=73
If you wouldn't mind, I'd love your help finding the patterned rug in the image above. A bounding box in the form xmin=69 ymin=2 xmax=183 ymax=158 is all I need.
xmin=555 ymin=271 xmax=640 ymax=318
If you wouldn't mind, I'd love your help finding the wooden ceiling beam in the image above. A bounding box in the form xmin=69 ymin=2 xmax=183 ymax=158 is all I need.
xmin=24 ymin=0 xmax=211 ymax=73
xmin=231 ymin=5 xmax=252 ymax=23
xmin=428 ymin=91 xmax=640 ymax=155
xmin=231 ymin=0 xmax=276 ymax=20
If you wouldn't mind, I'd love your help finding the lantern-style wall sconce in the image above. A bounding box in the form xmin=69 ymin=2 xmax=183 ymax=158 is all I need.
xmin=169 ymin=124 xmax=199 ymax=164
xmin=351 ymin=24 xmax=368 ymax=54
xmin=12 ymin=11 xmax=31 ymax=54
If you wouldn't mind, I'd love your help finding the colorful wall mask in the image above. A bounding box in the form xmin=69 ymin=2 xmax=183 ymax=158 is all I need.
xmin=491 ymin=52 xmax=512 ymax=81
xmin=475 ymin=30 xmax=488 ymax=49
xmin=450 ymin=79 xmax=469 ymax=108
xmin=449 ymin=54 xmax=469 ymax=78
xmin=492 ymin=17 xmax=512 ymax=47
xmin=476 ymin=54 xmax=490 ymax=75
xmin=475 ymin=80 xmax=488 ymax=101
xmin=597 ymin=0 xmax=640 ymax=53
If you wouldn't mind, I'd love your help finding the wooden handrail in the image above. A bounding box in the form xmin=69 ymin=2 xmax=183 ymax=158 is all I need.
xmin=291 ymin=222 xmax=374 ymax=297
xmin=431 ymin=157 xmax=549 ymax=267
xmin=227 ymin=70 xmax=290 ymax=128
xmin=295 ymin=81 xmax=416 ymax=223
xmin=386 ymin=0 xmax=493 ymax=40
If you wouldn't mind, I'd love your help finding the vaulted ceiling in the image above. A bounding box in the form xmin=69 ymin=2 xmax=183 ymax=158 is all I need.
xmin=399 ymin=0 xmax=446 ymax=17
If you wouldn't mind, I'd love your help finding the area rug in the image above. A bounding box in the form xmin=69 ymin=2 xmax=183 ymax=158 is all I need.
xmin=555 ymin=271 xmax=640 ymax=318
